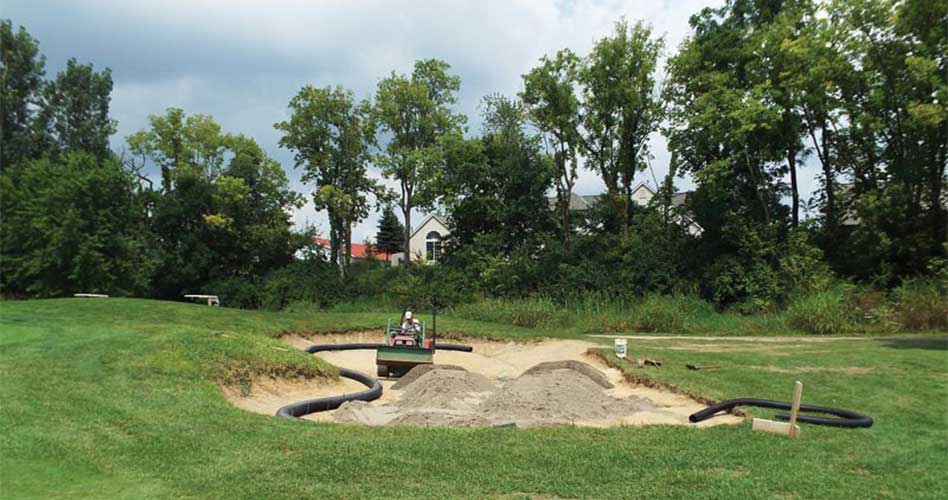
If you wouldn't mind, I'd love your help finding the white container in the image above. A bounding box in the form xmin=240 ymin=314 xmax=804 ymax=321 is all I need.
xmin=614 ymin=338 xmax=627 ymax=359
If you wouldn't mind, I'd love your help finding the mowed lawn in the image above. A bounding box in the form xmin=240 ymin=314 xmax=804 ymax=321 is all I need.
xmin=1 ymin=299 xmax=946 ymax=499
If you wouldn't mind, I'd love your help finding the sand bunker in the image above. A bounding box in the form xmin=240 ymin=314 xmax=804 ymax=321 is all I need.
xmin=229 ymin=332 xmax=742 ymax=428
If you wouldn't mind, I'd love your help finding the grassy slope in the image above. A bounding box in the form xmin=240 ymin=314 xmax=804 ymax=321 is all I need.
xmin=1 ymin=298 xmax=946 ymax=499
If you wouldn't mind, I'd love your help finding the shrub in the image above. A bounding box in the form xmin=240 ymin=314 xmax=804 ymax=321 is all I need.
xmin=631 ymin=294 xmax=711 ymax=333
xmin=786 ymin=289 xmax=852 ymax=334
xmin=451 ymin=297 xmax=573 ymax=329
xmin=258 ymin=260 xmax=350 ymax=310
xmin=893 ymin=278 xmax=948 ymax=331
xmin=387 ymin=265 xmax=475 ymax=309
xmin=206 ymin=276 xmax=262 ymax=309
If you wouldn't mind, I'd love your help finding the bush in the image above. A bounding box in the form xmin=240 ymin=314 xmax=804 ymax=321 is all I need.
xmin=631 ymin=294 xmax=712 ymax=333
xmin=206 ymin=276 xmax=262 ymax=309
xmin=893 ymin=278 xmax=948 ymax=331
xmin=451 ymin=297 xmax=573 ymax=329
xmin=388 ymin=265 xmax=475 ymax=309
xmin=258 ymin=260 xmax=349 ymax=310
xmin=786 ymin=289 xmax=853 ymax=334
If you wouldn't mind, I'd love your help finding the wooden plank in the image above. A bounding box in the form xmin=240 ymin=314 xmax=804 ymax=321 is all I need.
xmin=752 ymin=418 xmax=800 ymax=436
xmin=788 ymin=381 xmax=804 ymax=439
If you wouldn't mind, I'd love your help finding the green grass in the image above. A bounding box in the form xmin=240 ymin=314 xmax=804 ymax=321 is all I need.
xmin=1 ymin=298 xmax=946 ymax=499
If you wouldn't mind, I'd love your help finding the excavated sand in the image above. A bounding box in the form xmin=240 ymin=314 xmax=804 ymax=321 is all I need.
xmin=334 ymin=365 xmax=665 ymax=428
xmin=229 ymin=332 xmax=743 ymax=428
xmin=391 ymin=364 xmax=467 ymax=390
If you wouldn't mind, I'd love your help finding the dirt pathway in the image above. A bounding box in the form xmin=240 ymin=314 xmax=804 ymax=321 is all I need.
xmin=590 ymin=334 xmax=946 ymax=342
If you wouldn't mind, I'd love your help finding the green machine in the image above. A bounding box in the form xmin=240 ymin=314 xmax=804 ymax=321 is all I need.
xmin=376 ymin=308 xmax=437 ymax=378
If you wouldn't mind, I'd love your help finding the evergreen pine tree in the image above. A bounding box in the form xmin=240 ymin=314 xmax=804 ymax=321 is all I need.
xmin=375 ymin=205 xmax=405 ymax=255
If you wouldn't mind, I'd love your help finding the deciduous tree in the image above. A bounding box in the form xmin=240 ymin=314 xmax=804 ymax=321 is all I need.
xmin=275 ymin=85 xmax=378 ymax=275
xmin=521 ymin=49 xmax=582 ymax=252
xmin=579 ymin=19 xmax=664 ymax=242
xmin=374 ymin=59 xmax=465 ymax=263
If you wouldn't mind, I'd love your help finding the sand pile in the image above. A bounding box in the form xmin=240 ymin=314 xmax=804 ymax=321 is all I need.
xmin=478 ymin=368 xmax=655 ymax=427
xmin=396 ymin=369 xmax=497 ymax=411
xmin=390 ymin=364 xmax=467 ymax=390
xmin=335 ymin=369 xmax=497 ymax=427
xmin=334 ymin=362 xmax=661 ymax=428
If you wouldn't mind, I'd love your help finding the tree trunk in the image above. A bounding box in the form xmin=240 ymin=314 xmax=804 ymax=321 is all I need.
xmin=559 ymin=191 xmax=571 ymax=253
xmin=558 ymin=151 xmax=575 ymax=254
xmin=328 ymin=216 xmax=340 ymax=273
xmin=928 ymin=137 xmax=946 ymax=256
xmin=344 ymin=223 xmax=352 ymax=276
xmin=821 ymin=125 xmax=836 ymax=228
xmin=788 ymin=147 xmax=799 ymax=227
xmin=160 ymin=165 xmax=172 ymax=192
xmin=805 ymin=110 xmax=834 ymax=228
xmin=402 ymin=190 xmax=412 ymax=267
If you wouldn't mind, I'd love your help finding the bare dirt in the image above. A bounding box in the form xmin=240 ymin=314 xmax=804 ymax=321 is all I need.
xmin=226 ymin=332 xmax=742 ymax=428
xmin=752 ymin=365 xmax=877 ymax=375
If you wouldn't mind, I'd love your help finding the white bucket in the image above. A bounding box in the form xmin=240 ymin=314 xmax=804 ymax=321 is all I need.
xmin=614 ymin=338 xmax=627 ymax=359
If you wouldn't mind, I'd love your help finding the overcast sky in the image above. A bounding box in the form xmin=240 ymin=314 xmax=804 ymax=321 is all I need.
xmin=5 ymin=0 xmax=822 ymax=242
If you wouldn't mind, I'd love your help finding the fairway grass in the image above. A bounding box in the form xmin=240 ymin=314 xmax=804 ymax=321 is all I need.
xmin=1 ymin=298 xmax=946 ymax=499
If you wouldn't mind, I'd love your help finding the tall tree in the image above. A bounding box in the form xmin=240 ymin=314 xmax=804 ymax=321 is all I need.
xmin=39 ymin=58 xmax=116 ymax=160
xmin=665 ymin=1 xmax=791 ymax=228
xmin=374 ymin=59 xmax=464 ymax=263
xmin=130 ymin=109 xmax=300 ymax=295
xmin=430 ymin=95 xmax=555 ymax=295
xmin=579 ymin=19 xmax=665 ymax=241
xmin=275 ymin=85 xmax=377 ymax=275
xmin=664 ymin=0 xmax=798 ymax=306
xmin=0 ymin=20 xmax=46 ymax=169
xmin=436 ymin=95 xmax=554 ymax=253
xmin=521 ymin=49 xmax=582 ymax=253
xmin=375 ymin=204 xmax=405 ymax=256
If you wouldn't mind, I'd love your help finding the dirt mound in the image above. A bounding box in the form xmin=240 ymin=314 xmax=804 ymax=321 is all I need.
xmin=397 ymin=369 xmax=497 ymax=411
xmin=520 ymin=360 xmax=614 ymax=389
xmin=334 ymin=363 xmax=662 ymax=427
xmin=333 ymin=400 xmax=401 ymax=426
xmin=391 ymin=364 xmax=467 ymax=390
xmin=478 ymin=368 xmax=654 ymax=427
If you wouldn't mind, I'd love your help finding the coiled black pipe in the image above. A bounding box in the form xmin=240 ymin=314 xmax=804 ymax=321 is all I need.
xmin=304 ymin=342 xmax=474 ymax=354
xmin=275 ymin=368 xmax=382 ymax=418
xmin=688 ymin=398 xmax=873 ymax=428
xmin=277 ymin=341 xmax=474 ymax=419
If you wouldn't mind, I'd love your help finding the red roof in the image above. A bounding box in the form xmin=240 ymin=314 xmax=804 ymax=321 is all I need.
xmin=312 ymin=237 xmax=393 ymax=261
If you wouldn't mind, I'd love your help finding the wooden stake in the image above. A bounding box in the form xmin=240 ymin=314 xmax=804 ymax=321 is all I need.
xmin=788 ymin=381 xmax=803 ymax=439
xmin=752 ymin=418 xmax=798 ymax=436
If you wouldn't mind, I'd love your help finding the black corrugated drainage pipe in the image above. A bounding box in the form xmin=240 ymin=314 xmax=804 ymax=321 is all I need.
xmin=304 ymin=343 xmax=473 ymax=354
xmin=689 ymin=398 xmax=873 ymax=428
xmin=276 ymin=367 xmax=381 ymax=418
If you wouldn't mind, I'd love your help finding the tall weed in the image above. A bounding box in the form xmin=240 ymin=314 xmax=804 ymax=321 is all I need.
xmin=786 ymin=289 xmax=852 ymax=334
xmin=893 ymin=279 xmax=948 ymax=331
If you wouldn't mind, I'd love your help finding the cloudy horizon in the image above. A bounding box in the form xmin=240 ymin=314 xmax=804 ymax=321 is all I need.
xmin=4 ymin=0 xmax=825 ymax=243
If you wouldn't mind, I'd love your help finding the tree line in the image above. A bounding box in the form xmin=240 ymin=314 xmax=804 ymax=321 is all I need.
xmin=1 ymin=0 xmax=944 ymax=312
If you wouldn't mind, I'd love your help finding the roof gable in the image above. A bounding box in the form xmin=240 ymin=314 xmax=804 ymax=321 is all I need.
xmin=409 ymin=213 xmax=449 ymax=239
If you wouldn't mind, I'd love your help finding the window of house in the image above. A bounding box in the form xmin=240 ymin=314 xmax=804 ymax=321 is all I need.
xmin=425 ymin=231 xmax=442 ymax=262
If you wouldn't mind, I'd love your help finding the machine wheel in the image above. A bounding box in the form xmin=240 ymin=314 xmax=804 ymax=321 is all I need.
xmin=376 ymin=364 xmax=388 ymax=377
